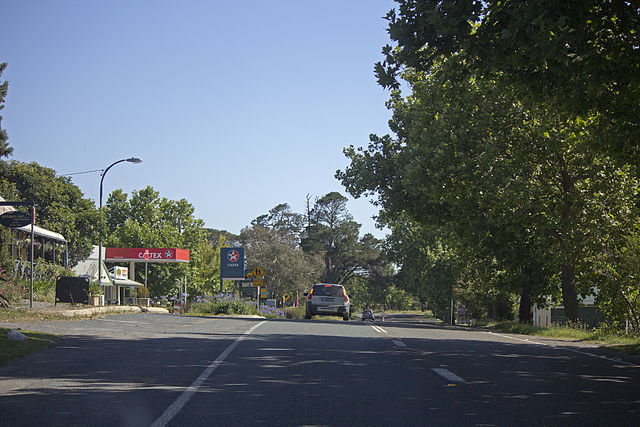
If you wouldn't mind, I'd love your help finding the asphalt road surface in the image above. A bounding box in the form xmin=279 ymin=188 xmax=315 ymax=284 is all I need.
xmin=1 ymin=313 xmax=639 ymax=426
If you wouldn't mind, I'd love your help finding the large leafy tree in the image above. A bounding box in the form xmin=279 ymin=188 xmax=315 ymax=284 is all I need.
xmin=240 ymin=224 xmax=323 ymax=301
xmin=340 ymin=49 xmax=639 ymax=322
xmin=193 ymin=233 xmax=226 ymax=296
xmin=0 ymin=63 xmax=13 ymax=159
xmin=103 ymin=186 xmax=207 ymax=296
xmin=252 ymin=203 xmax=304 ymax=237
xmin=376 ymin=0 xmax=640 ymax=163
xmin=0 ymin=161 xmax=99 ymax=265
xmin=301 ymin=192 xmax=384 ymax=285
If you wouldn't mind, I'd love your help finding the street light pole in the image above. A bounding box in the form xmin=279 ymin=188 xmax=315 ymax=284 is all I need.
xmin=98 ymin=157 xmax=142 ymax=301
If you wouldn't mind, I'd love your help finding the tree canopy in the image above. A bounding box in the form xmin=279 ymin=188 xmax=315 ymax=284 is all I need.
xmin=0 ymin=63 xmax=13 ymax=159
xmin=339 ymin=1 xmax=640 ymax=325
xmin=103 ymin=186 xmax=207 ymax=296
xmin=376 ymin=0 xmax=640 ymax=163
xmin=0 ymin=160 xmax=99 ymax=265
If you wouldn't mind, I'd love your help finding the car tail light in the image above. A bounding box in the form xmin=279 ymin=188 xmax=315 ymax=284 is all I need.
xmin=343 ymin=292 xmax=349 ymax=302
xmin=307 ymin=290 xmax=313 ymax=300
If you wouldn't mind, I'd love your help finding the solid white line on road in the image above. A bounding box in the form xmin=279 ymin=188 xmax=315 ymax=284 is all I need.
xmin=485 ymin=331 xmax=640 ymax=367
xmin=370 ymin=324 xmax=388 ymax=334
xmin=432 ymin=368 xmax=466 ymax=383
xmin=151 ymin=320 xmax=267 ymax=427
xmin=393 ymin=340 xmax=406 ymax=347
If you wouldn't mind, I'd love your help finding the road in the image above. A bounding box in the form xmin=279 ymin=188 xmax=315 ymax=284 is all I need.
xmin=1 ymin=313 xmax=639 ymax=426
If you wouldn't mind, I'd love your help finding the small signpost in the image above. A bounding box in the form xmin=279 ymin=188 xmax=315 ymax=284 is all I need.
xmin=249 ymin=265 xmax=266 ymax=306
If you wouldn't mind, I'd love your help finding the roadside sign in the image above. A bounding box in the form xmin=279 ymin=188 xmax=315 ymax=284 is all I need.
xmin=283 ymin=293 xmax=290 ymax=301
xmin=0 ymin=211 xmax=33 ymax=228
xmin=220 ymin=247 xmax=246 ymax=280
xmin=260 ymin=288 xmax=268 ymax=298
xmin=252 ymin=279 xmax=264 ymax=288
xmin=251 ymin=265 xmax=265 ymax=279
xmin=241 ymin=287 xmax=256 ymax=298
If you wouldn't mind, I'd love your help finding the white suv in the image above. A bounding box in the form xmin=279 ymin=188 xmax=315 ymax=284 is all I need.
xmin=304 ymin=284 xmax=351 ymax=321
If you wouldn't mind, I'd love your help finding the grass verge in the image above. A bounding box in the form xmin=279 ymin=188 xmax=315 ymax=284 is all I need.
xmin=0 ymin=327 xmax=60 ymax=366
xmin=491 ymin=321 xmax=640 ymax=355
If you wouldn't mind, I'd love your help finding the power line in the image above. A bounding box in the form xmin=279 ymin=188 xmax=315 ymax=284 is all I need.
xmin=60 ymin=169 xmax=104 ymax=177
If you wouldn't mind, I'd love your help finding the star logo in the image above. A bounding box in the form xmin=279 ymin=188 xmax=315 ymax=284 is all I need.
xmin=227 ymin=250 xmax=240 ymax=262
xmin=165 ymin=250 xmax=173 ymax=258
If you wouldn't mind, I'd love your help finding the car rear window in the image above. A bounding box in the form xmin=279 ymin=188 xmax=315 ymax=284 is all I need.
xmin=312 ymin=285 xmax=343 ymax=297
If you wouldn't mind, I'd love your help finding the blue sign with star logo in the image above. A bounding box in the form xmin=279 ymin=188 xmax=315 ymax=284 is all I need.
xmin=220 ymin=247 xmax=245 ymax=280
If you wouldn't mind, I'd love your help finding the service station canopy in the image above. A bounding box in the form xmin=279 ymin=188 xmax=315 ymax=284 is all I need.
xmin=105 ymin=248 xmax=190 ymax=263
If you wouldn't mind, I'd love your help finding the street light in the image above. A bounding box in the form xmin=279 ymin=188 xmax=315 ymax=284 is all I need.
xmin=98 ymin=157 xmax=142 ymax=299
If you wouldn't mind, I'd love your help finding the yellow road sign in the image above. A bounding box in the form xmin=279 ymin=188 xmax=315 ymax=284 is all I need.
xmin=260 ymin=288 xmax=268 ymax=298
xmin=283 ymin=293 xmax=290 ymax=301
xmin=252 ymin=279 xmax=263 ymax=288
xmin=251 ymin=266 xmax=265 ymax=279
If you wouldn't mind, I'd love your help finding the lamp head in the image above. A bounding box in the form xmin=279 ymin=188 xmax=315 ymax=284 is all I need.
xmin=126 ymin=157 xmax=142 ymax=164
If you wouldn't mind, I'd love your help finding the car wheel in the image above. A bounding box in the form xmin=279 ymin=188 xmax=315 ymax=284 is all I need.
xmin=343 ymin=312 xmax=350 ymax=321
xmin=305 ymin=313 xmax=312 ymax=319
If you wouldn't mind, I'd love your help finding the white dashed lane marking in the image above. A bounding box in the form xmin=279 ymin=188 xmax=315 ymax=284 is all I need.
xmin=432 ymin=368 xmax=466 ymax=383
xmin=370 ymin=324 xmax=388 ymax=334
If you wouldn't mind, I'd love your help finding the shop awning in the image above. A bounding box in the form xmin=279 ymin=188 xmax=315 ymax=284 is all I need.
xmin=112 ymin=278 xmax=144 ymax=287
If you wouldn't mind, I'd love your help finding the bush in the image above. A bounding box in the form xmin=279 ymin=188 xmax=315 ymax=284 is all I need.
xmin=188 ymin=293 xmax=284 ymax=318
xmin=284 ymin=305 xmax=305 ymax=319
xmin=0 ymin=268 xmax=27 ymax=307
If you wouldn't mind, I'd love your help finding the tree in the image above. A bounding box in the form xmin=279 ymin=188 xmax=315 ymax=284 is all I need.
xmin=103 ymin=186 xmax=207 ymax=296
xmin=193 ymin=233 xmax=226 ymax=296
xmin=302 ymin=192 xmax=383 ymax=285
xmin=240 ymin=224 xmax=323 ymax=301
xmin=340 ymin=50 xmax=639 ymax=323
xmin=0 ymin=160 xmax=99 ymax=265
xmin=252 ymin=203 xmax=303 ymax=237
xmin=376 ymin=1 xmax=640 ymax=163
xmin=0 ymin=63 xmax=13 ymax=158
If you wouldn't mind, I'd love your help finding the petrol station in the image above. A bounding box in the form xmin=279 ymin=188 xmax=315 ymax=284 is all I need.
xmin=104 ymin=247 xmax=190 ymax=303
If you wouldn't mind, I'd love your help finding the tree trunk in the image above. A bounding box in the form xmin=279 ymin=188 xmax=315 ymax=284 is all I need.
xmin=518 ymin=280 xmax=533 ymax=324
xmin=561 ymin=263 xmax=580 ymax=323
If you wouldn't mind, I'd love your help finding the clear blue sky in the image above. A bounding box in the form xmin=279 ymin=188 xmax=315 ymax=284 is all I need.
xmin=1 ymin=0 xmax=396 ymax=238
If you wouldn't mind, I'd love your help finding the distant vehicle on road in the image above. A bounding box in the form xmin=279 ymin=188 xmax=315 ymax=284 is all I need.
xmin=362 ymin=309 xmax=375 ymax=321
xmin=304 ymin=283 xmax=351 ymax=321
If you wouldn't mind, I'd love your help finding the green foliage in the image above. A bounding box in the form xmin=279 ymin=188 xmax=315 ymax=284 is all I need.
xmin=0 ymin=267 xmax=26 ymax=307
xmin=491 ymin=322 xmax=640 ymax=352
xmin=0 ymin=62 xmax=13 ymax=159
xmin=188 ymin=295 xmax=284 ymax=318
xmin=0 ymin=160 xmax=99 ymax=265
xmin=340 ymin=40 xmax=640 ymax=324
xmin=241 ymin=224 xmax=323 ymax=301
xmin=302 ymin=192 xmax=387 ymax=285
xmin=103 ymin=186 xmax=207 ymax=297
xmin=378 ymin=1 xmax=640 ymax=163
xmin=88 ymin=281 xmax=103 ymax=296
xmin=589 ymin=233 xmax=640 ymax=334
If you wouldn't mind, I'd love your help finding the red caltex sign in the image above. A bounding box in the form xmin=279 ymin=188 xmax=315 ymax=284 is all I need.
xmin=105 ymin=248 xmax=190 ymax=263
